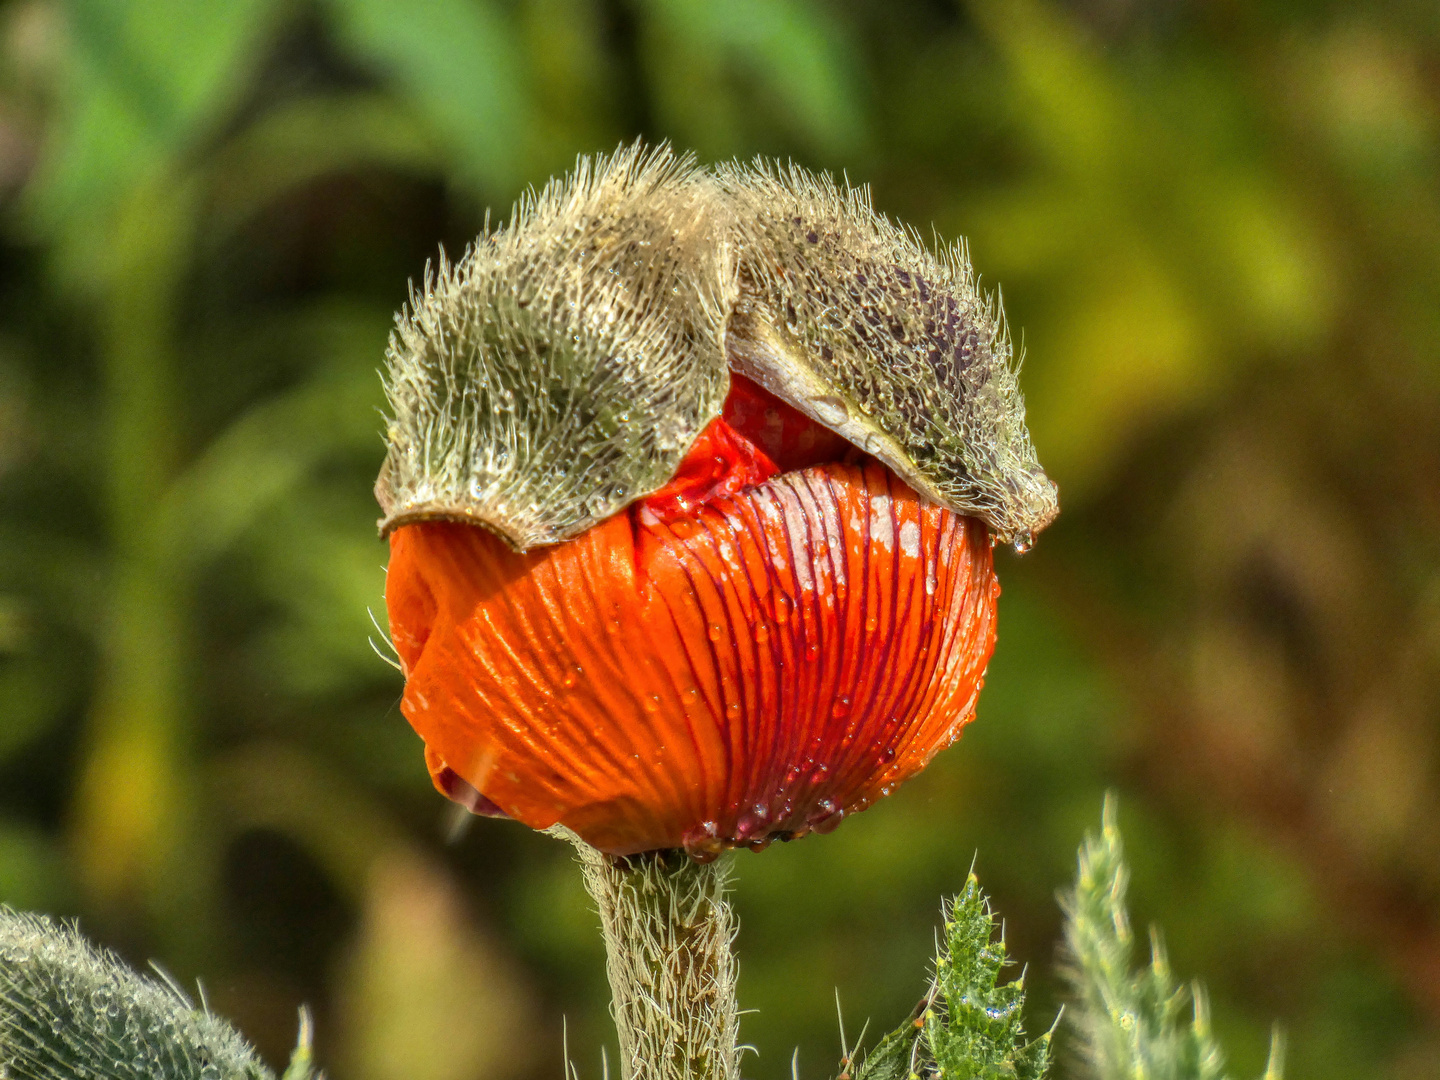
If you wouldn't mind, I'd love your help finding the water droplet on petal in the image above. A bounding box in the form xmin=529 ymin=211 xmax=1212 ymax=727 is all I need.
xmin=736 ymin=804 xmax=769 ymax=838
xmin=812 ymin=806 xmax=845 ymax=834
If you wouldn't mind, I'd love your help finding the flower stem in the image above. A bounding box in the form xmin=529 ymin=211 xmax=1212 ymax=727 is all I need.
xmin=565 ymin=836 xmax=740 ymax=1080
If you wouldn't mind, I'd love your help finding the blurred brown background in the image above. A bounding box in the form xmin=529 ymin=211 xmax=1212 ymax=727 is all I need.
xmin=0 ymin=0 xmax=1437 ymax=1077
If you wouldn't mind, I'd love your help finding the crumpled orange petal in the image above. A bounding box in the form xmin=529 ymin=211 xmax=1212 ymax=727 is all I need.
xmin=387 ymin=460 xmax=998 ymax=857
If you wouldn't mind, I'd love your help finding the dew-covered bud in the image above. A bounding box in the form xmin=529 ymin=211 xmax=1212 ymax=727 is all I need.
xmin=378 ymin=144 xmax=1056 ymax=856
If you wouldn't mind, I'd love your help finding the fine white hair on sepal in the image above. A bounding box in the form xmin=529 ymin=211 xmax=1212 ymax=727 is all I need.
xmin=712 ymin=159 xmax=1058 ymax=550
xmin=377 ymin=143 xmax=1057 ymax=552
xmin=376 ymin=141 xmax=736 ymax=550
xmin=0 ymin=906 xmax=303 ymax=1080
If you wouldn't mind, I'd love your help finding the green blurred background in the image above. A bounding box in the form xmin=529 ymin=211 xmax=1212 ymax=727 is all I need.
xmin=1 ymin=0 xmax=1437 ymax=1077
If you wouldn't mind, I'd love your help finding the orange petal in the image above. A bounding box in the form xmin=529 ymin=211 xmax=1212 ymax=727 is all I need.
xmin=387 ymin=460 xmax=998 ymax=856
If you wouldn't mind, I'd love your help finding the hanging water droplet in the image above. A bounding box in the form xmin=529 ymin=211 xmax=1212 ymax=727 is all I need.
xmin=683 ymin=820 xmax=722 ymax=861
xmin=736 ymin=804 xmax=769 ymax=838
xmin=812 ymin=805 xmax=845 ymax=834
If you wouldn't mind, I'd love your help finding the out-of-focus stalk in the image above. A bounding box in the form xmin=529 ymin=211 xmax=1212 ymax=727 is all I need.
xmin=71 ymin=174 xmax=200 ymax=944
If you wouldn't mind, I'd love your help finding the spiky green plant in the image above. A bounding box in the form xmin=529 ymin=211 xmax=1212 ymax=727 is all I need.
xmin=1060 ymin=797 xmax=1285 ymax=1080
xmin=853 ymin=873 xmax=1054 ymax=1080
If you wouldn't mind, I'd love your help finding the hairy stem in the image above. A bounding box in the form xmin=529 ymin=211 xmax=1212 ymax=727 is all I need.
xmin=565 ymin=836 xmax=740 ymax=1080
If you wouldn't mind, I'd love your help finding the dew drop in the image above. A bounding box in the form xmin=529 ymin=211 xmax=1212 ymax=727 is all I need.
xmin=812 ymin=806 xmax=845 ymax=834
xmin=736 ymin=804 xmax=769 ymax=838
xmin=831 ymin=697 xmax=851 ymax=720
xmin=683 ymin=820 xmax=723 ymax=861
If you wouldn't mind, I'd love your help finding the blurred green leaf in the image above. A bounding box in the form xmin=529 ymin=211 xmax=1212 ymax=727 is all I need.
xmin=66 ymin=0 xmax=273 ymax=140
xmin=205 ymin=92 xmax=445 ymax=238
xmin=158 ymin=308 xmax=389 ymax=571
xmin=25 ymin=0 xmax=276 ymax=283
xmin=961 ymin=0 xmax=1335 ymax=499
xmin=640 ymin=0 xmax=866 ymax=158
xmin=326 ymin=0 xmax=530 ymax=193
xmin=515 ymin=0 xmax=618 ymax=163
xmin=247 ymin=490 xmax=394 ymax=700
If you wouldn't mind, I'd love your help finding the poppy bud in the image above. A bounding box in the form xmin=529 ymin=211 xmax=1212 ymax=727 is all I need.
xmin=378 ymin=145 xmax=1055 ymax=856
